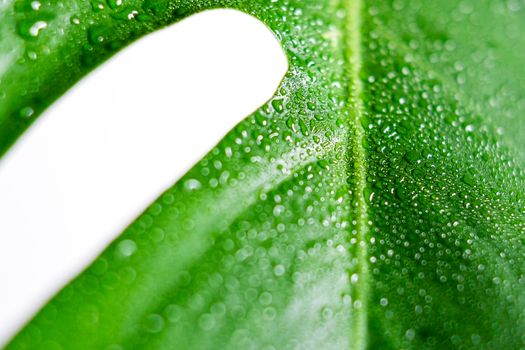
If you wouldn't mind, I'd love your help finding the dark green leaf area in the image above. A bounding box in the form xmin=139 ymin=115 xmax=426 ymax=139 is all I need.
xmin=2 ymin=0 xmax=525 ymax=349
xmin=361 ymin=15 xmax=525 ymax=350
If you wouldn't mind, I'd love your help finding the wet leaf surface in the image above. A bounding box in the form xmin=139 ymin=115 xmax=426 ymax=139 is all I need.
xmin=1 ymin=0 xmax=525 ymax=349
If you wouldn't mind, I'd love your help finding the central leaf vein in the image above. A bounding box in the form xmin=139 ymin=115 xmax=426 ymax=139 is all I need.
xmin=340 ymin=0 xmax=370 ymax=348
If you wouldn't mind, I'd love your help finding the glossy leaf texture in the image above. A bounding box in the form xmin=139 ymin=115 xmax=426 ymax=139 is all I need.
xmin=2 ymin=0 xmax=525 ymax=349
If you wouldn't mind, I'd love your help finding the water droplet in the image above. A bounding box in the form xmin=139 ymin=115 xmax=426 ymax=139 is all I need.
xmin=29 ymin=21 xmax=47 ymax=37
xmin=298 ymin=118 xmax=309 ymax=135
xmin=19 ymin=106 xmax=34 ymax=118
xmin=273 ymin=264 xmax=285 ymax=276
xmin=285 ymin=117 xmax=296 ymax=132
xmin=232 ymin=305 xmax=246 ymax=320
xmin=150 ymin=228 xmax=165 ymax=243
xmin=116 ymin=239 xmax=137 ymax=257
xmin=91 ymin=258 xmax=108 ymax=275
xmin=26 ymin=50 xmax=38 ymax=60
xmin=273 ymin=205 xmax=285 ymax=216
xmin=161 ymin=305 xmax=181 ymax=325
xmin=321 ymin=307 xmax=333 ymax=320
xmin=263 ymin=307 xmax=277 ymax=320
xmin=259 ymin=292 xmax=273 ymax=305
xmin=143 ymin=314 xmax=165 ymax=333
xmin=17 ymin=20 xmax=47 ymax=40
xmin=88 ymin=26 xmax=109 ymax=45
xmin=90 ymin=0 xmax=105 ymax=11
xmin=184 ymin=179 xmax=202 ymax=191
xmin=31 ymin=1 xmax=41 ymax=10
xmin=271 ymin=98 xmax=284 ymax=113
xmin=405 ymin=329 xmax=415 ymax=341
xmin=211 ymin=302 xmax=226 ymax=317
xmin=198 ymin=314 xmax=216 ymax=330
xmin=107 ymin=0 xmax=123 ymax=9
xmin=70 ymin=16 xmax=80 ymax=25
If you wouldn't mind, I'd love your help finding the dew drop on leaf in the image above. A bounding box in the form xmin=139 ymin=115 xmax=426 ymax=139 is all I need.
xmin=116 ymin=239 xmax=137 ymax=258
xmin=184 ymin=179 xmax=202 ymax=191
xmin=19 ymin=106 xmax=34 ymax=118
xmin=273 ymin=264 xmax=285 ymax=276
xmin=143 ymin=314 xmax=165 ymax=333
xmin=198 ymin=314 xmax=216 ymax=331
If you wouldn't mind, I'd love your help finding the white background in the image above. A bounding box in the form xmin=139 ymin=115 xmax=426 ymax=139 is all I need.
xmin=0 ymin=9 xmax=287 ymax=345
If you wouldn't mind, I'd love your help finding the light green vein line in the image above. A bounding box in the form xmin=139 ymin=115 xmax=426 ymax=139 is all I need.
xmin=342 ymin=0 xmax=370 ymax=348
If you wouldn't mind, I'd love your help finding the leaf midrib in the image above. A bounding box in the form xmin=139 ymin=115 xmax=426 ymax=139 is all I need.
xmin=341 ymin=0 xmax=370 ymax=348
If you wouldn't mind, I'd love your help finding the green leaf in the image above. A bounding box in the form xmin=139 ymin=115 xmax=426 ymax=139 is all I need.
xmin=2 ymin=0 xmax=525 ymax=349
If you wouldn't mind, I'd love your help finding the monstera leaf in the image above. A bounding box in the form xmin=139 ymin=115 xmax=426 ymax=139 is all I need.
xmin=1 ymin=0 xmax=525 ymax=349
